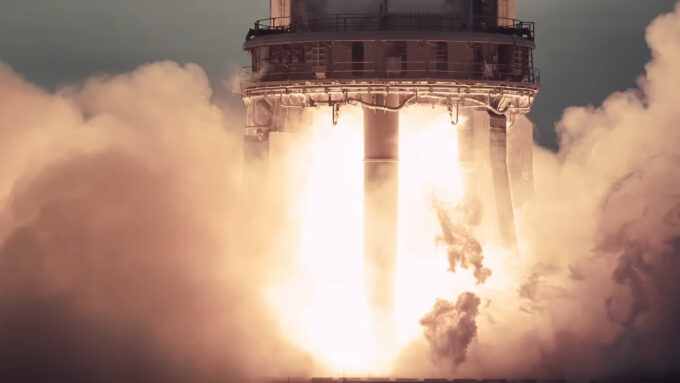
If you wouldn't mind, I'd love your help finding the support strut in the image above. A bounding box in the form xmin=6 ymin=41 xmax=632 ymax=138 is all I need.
xmin=458 ymin=113 xmax=481 ymax=225
xmin=489 ymin=112 xmax=518 ymax=248
xmin=364 ymin=94 xmax=400 ymax=312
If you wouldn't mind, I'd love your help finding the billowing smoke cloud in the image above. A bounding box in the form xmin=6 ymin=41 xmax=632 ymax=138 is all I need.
xmin=434 ymin=199 xmax=491 ymax=285
xmin=516 ymin=263 xmax=566 ymax=314
xmin=419 ymin=199 xmax=489 ymax=373
xmin=522 ymin=4 xmax=680 ymax=378
xmin=404 ymin=3 xmax=680 ymax=380
xmin=420 ymin=293 xmax=481 ymax=367
xmin=0 ymin=61 xmax=312 ymax=381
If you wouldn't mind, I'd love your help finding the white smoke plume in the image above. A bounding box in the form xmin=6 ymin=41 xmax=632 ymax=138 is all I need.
xmin=519 ymin=4 xmax=680 ymax=378
xmin=0 ymin=61 xmax=313 ymax=381
xmin=404 ymin=3 xmax=680 ymax=380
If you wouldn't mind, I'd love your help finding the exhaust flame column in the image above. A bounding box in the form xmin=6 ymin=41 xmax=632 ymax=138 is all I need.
xmin=364 ymin=94 xmax=400 ymax=311
xmin=242 ymin=137 xmax=269 ymax=189
xmin=489 ymin=112 xmax=517 ymax=248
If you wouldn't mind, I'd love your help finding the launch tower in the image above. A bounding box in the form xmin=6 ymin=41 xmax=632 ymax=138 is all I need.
xmin=241 ymin=0 xmax=538 ymax=311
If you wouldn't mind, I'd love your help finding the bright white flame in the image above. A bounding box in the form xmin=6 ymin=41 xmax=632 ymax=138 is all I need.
xmin=395 ymin=107 xmax=473 ymax=346
xmin=265 ymin=107 xmax=373 ymax=374
xmin=264 ymin=105 xmax=497 ymax=375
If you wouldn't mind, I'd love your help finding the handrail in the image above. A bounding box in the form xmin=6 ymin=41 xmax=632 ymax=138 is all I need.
xmin=248 ymin=14 xmax=535 ymax=41
xmin=241 ymin=60 xmax=540 ymax=88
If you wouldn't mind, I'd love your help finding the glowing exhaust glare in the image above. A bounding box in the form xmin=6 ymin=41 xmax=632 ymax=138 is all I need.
xmin=264 ymin=106 xmax=481 ymax=374
xmin=264 ymin=107 xmax=374 ymax=374
xmin=396 ymin=107 xmax=470 ymax=345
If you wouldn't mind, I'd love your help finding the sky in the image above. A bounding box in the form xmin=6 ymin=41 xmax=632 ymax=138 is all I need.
xmin=0 ymin=0 xmax=676 ymax=148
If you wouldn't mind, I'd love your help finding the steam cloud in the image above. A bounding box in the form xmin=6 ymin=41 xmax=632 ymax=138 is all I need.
xmin=434 ymin=198 xmax=491 ymax=284
xmin=420 ymin=293 xmax=481 ymax=367
xmin=406 ymin=3 xmax=680 ymax=380
xmin=521 ymin=5 xmax=680 ymax=378
xmin=0 ymin=61 xmax=311 ymax=381
xmin=420 ymin=198 xmax=490 ymax=371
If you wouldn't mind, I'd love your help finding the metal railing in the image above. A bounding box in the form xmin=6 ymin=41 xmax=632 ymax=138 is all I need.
xmin=239 ymin=67 xmax=254 ymax=92
xmin=241 ymin=60 xmax=540 ymax=89
xmin=247 ymin=14 xmax=535 ymax=41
